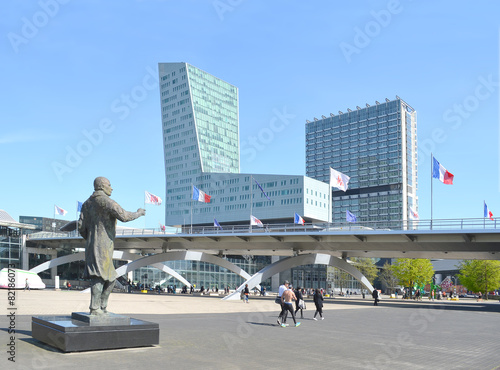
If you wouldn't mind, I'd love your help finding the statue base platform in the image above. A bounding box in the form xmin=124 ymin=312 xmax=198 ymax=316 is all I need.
xmin=31 ymin=313 xmax=159 ymax=352
xmin=71 ymin=311 xmax=131 ymax=325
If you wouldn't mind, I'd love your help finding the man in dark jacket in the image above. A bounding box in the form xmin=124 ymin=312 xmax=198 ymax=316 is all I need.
xmin=372 ymin=289 xmax=379 ymax=306
xmin=294 ymin=287 xmax=305 ymax=319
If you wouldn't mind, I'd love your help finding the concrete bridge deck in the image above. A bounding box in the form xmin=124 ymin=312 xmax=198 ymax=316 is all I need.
xmin=29 ymin=219 xmax=500 ymax=259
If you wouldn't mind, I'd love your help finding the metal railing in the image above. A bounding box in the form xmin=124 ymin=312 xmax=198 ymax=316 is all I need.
xmin=27 ymin=217 xmax=499 ymax=240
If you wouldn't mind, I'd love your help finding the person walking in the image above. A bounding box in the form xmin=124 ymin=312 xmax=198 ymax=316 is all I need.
xmin=24 ymin=278 xmax=30 ymax=291
xmin=281 ymin=287 xmax=301 ymax=327
xmin=243 ymin=284 xmax=250 ymax=303
xmin=294 ymin=286 xmax=305 ymax=319
xmin=276 ymin=280 xmax=290 ymax=325
xmin=313 ymin=288 xmax=324 ymax=320
xmin=372 ymin=289 xmax=379 ymax=306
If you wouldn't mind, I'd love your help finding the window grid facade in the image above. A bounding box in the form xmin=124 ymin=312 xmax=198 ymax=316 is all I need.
xmin=305 ymin=98 xmax=418 ymax=225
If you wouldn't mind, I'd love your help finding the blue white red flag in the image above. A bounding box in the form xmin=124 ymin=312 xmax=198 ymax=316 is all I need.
xmin=432 ymin=157 xmax=454 ymax=185
xmin=214 ymin=218 xmax=223 ymax=230
xmin=330 ymin=167 xmax=350 ymax=192
xmin=145 ymin=191 xmax=162 ymax=205
xmin=484 ymin=202 xmax=494 ymax=220
xmin=55 ymin=205 xmax=67 ymax=216
xmin=254 ymin=179 xmax=271 ymax=200
xmin=294 ymin=213 xmax=305 ymax=225
xmin=192 ymin=186 xmax=211 ymax=203
xmin=346 ymin=210 xmax=357 ymax=223
xmin=250 ymin=215 xmax=263 ymax=227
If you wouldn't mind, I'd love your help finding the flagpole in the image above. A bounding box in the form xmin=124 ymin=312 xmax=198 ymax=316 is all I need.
xmin=484 ymin=201 xmax=486 ymax=229
xmin=144 ymin=192 xmax=147 ymax=229
xmin=328 ymin=168 xmax=332 ymax=226
xmin=430 ymin=152 xmax=433 ymax=229
xmin=250 ymin=175 xmax=253 ymax=232
xmin=190 ymin=184 xmax=193 ymax=234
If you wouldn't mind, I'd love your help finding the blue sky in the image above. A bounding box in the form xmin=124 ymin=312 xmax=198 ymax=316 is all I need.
xmin=1 ymin=1 xmax=499 ymax=229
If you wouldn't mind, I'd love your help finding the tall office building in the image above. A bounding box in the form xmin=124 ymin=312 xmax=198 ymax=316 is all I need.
xmin=305 ymin=97 xmax=418 ymax=226
xmin=159 ymin=62 xmax=330 ymax=227
xmin=159 ymin=62 xmax=239 ymax=226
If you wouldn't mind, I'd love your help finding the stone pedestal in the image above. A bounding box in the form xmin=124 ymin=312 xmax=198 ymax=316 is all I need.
xmin=31 ymin=313 xmax=159 ymax=352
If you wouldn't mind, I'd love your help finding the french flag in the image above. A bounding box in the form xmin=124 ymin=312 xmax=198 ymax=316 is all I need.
xmin=294 ymin=213 xmax=305 ymax=225
xmin=192 ymin=186 xmax=211 ymax=203
xmin=432 ymin=157 xmax=454 ymax=185
xmin=484 ymin=202 xmax=494 ymax=220
xmin=250 ymin=215 xmax=263 ymax=227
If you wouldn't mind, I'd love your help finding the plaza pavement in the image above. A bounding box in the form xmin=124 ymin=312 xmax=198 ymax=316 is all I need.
xmin=2 ymin=289 xmax=500 ymax=370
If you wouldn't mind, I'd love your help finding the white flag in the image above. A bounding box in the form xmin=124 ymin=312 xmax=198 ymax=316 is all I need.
xmin=409 ymin=206 xmax=419 ymax=220
xmin=330 ymin=167 xmax=350 ymax=192
xmin=145 ymin=191 xmax=162 ymax=205
xmin=54 ymin=205 xmax=67 ymax=216
xmin=250 ymin=215 xmax=263 ymax=227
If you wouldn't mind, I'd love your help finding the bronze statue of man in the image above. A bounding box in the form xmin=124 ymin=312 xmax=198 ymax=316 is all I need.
xmin=78 ymin=177 xmax=145 ymax=315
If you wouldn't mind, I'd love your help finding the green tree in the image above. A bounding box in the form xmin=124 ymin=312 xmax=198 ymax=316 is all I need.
xmin=351 ymin=257 xmax=378 ymax=284
xmin=379 ymin=262 xmax=400 ymax=294
xmin=391 ymin=258 xmax=434 ymax=298
xmin=458 ymin=260 xmax=500 ymax=300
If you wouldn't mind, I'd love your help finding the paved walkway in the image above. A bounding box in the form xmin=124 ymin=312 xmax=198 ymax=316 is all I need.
xmin=2 ymin=290 xmax=500 ymax=369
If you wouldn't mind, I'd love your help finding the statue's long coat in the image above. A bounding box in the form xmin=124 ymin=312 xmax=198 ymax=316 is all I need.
xmin=78 ymin=190 xmax=140 ymax=282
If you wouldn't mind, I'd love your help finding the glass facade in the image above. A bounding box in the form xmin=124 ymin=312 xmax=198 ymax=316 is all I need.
xmin=0 ymin=226 xmax=21 ymax=269
xmin=187 ymin=64 xmax=239 ymax=173
xmin=159 ymin=62 xmax=239 ymax=225
xmin=133 ymin=256 xmax=271 ymax=291
xmin=305 ymin=98 xmax=418 ymax=226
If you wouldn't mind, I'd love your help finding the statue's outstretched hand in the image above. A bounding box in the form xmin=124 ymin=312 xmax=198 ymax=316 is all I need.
xmin=137 ymin=208 xmax=146 ymax=216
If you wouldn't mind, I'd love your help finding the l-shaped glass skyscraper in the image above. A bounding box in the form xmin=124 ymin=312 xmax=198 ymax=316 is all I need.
xmin=159 ymin=62 xmax=330 ymax=228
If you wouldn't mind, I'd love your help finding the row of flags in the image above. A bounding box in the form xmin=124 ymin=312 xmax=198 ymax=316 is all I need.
xmin=55 ymin=157 xmax=494 ymax=224
xmin=54 ymin=190 xmax=164 ymax=218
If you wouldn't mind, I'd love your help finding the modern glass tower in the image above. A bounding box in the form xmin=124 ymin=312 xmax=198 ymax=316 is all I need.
xmin=159 ymin=62 xmax=240 ymax=225
xmin=305 ymin=97 xmax=418 ymax=226
xmin=159 ymin=62 xmax=330 ymax=227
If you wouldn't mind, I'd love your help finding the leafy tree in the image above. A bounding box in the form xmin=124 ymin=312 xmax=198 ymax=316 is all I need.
xmin=351 ymin=257 xmax=378 ymax=284
xmin=391 ymin=258 xmax=434 ymax=298
xmin=378 ymin=262 xmax=400 ymax=294
xmin=458 ymin=260 xmax=500 ymax=300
